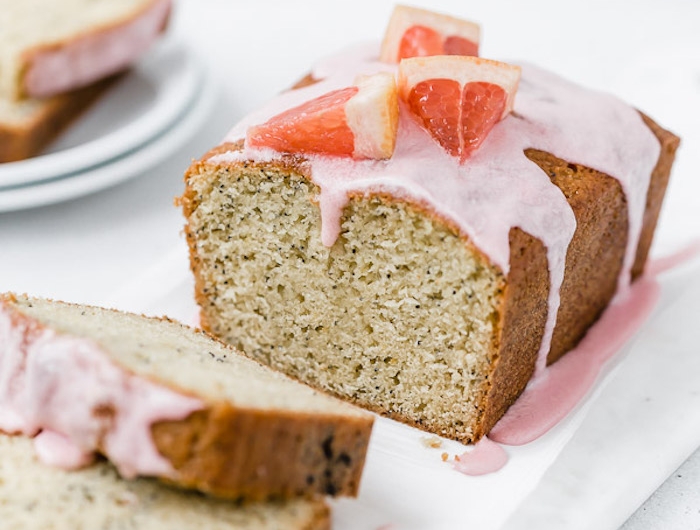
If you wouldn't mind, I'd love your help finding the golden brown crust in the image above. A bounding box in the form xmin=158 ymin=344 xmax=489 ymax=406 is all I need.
xmin=478 ymin=228 xmax=549 ymax=437
xmin=632 ymin=113 xmax=681 ymax=278
xmin=0 ymin=75 xmax=119 ymax=163
xmin=15 ymin=0 xmax=171 ymax=100
xmin=152 ymin=404 xmax=372 ymax=500
xmin=526 ymin=148 xmax=628 ymax=364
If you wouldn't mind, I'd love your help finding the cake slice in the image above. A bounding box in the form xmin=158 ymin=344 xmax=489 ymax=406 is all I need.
xmin=0 ymin=75 xmax=118 ymax=163
xmin=0 ymin=0 xmax=172 ymax=162
xmin=180 ymin=30 xmax=679 ymax=443
xmin=0 ymin=293 xmax=373 ymax=500
xmin=0 ymin=433 xmax=330 ymax=529
xmin=0 ymin=0 xmax=171 ymax=101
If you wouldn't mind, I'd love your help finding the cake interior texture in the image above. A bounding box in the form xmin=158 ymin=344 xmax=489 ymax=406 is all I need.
xmin=0 ymin=434 xmax=329 ymax=530
xmin=185 ymin=162 xmax=503 ymax=441
xmin=11 ymin=295 xmax=365 ymax=418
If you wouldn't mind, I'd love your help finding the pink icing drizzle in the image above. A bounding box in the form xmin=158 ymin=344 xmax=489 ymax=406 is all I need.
xmin=489 ymin=273 xmax=660 ymax=445
xmin=453 ymin=436 xmax=508 ymax=475
xmin=23 ymin=0 xmax=171 ymax=98
xmin=215 ymin=43 xmax=661 ymax=383
xmin=0 ymin=304 xmax=203 ymax=478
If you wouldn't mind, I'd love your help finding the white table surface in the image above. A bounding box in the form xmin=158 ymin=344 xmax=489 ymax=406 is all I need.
xmin=1 ymin=1 xmax=699 ymax=528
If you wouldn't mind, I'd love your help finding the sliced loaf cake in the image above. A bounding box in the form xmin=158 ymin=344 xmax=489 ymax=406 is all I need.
xmin=0 ymin=75 xmax=119 ymax=163
xmin=0 ymin=0 xmax=171 ymax=100
xmin=0 ymin=293 xmax=373 ymax=500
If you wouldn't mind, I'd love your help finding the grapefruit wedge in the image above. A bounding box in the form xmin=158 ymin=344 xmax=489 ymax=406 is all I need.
xmin=247 ymin=72 xmax=399 ymax=160
xmin=380 ymin=5 xmax=480 ymax=63
xmin=398 ymin=55 xmax=521 ymax=161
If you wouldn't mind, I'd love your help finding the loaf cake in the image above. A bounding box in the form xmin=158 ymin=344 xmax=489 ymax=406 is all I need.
xmin=0 ymin=293 xmax=373 ymax=500
xmin=0 ymin=433 xmax=330 ymax=529
xmin=0 ymin=0 xmax=171 ymax=101
xmin=180 ymin=7 xmax=679 ymax=444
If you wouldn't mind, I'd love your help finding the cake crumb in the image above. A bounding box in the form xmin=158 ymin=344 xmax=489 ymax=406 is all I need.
xmin=441 ymin=452 xmax=449 ymax=462
xmin=420 ymin=436 xmax=443 ymax=449
xmin=115 ymin=491 xmax=139 ymax=507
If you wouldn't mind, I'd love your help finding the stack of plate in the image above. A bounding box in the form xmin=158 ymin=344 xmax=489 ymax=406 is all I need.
xmin=0 ymin=40 xmax=214 ymax=213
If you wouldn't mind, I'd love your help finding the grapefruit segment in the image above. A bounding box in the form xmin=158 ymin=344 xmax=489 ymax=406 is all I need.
xmin=399 ymin=25 xmax=444 ymax=59
xmin=461 ymin=82 xmax=507 ymax=158
xmin=399 ymin=55 xmax=521 ymax=161
xmin=247 ymin=72 xmax=399 ymax=160
xmin=406 ymin=78 xmax=462 ymax=157
xmin=247 ymin=87 xmax=357 ymax=157
xmin=380 ymin=5 xmax=480 ymax=63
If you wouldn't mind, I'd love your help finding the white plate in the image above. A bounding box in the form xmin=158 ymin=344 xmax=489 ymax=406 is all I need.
xmin=0 ymin=75 xmax=215 ymax=212
xmin=0 ymin=39 xmax=201 ymax=190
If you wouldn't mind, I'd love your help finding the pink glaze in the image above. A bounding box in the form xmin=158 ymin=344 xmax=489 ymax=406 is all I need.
xmin=215 ymin=43 xmax=661 ymax=381
xmin=0 ymin=304 xmax=203 ymax=478
xmin=34 ymin=429 xmax=95 ymax=470
xmin=23 ymin=0 xmax=171 ymax=98
xmin=452 ymin=436 xmax=508 ymax=475
xmin=646 ymin=239 xmax=700 ymax=277
xmin=490 ymin=274 xmax=660 ymax=445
